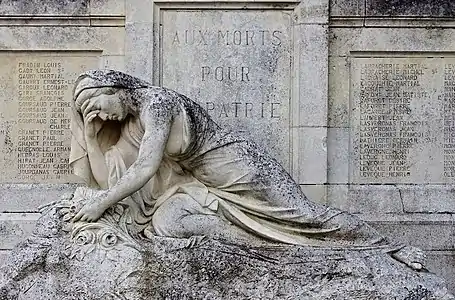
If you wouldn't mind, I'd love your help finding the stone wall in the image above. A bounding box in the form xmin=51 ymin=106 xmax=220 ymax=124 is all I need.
xmin=0 ymin=0 xmax=453 ymax=292
xmin=329 ymin=0 xmax=455 ymax=290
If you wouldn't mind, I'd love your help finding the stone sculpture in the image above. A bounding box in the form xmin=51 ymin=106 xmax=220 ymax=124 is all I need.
xmin=0 ymin=70 xmax=453 ymax=299
xmin=70 ymin=69 xmax=418 ymax=264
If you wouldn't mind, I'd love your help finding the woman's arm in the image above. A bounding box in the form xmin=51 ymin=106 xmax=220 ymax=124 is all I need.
xmin=84 ymin=110 xmax=109 ymax=189
xmin=73 ymin=104 xmax=173 ymax=222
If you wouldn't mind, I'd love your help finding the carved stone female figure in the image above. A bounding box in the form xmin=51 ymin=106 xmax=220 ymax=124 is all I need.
xmin=69 ymin=70 xmax=423 ymax=268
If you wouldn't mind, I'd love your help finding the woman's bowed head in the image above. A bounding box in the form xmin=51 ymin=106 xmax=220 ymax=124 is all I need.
xmin=68 ymin=70 xmax=425 ymax=271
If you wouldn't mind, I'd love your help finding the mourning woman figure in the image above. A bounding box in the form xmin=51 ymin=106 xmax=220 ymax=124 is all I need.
xmin=70 ymin=70 xmax=423 ymax=269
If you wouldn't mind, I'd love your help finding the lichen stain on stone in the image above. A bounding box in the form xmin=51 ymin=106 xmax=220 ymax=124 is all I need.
xmin=369 ymin=0 xmax=455 ymax=17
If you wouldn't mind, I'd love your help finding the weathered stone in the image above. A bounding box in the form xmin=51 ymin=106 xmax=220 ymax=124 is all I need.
xmin=90 ymin=0 xmax=125 ymax=16
xmin=328 ymin=55 xmax=350 ymax=128
xmin=1 ymin=202 xmax=453 ymax=300
xmin=292 ymin=127 xmax=327 ymax=184
xmin=327 ymin=127 xmax=349 ymax=184
xmin=0 ymin=213 xmax=40 ymax=250
xmin=294 ymin=0 xmax=329 ymax=24
xmin=366 ymin=0 xmax=455 ymax=17
xmin=295 ymin=24 xmax=328 ymax=127
xmin=350 ymin=56 xmax=455 ymax=184
xmin=161 ymin=10 xmax=292 ymax=169
xmin=0 ymin=0 xmax=89 ymax=15
xmin=328 ymin=185 xmax=404 ymax=214
xmin=330 ymin=0 xmax=365 ymax=17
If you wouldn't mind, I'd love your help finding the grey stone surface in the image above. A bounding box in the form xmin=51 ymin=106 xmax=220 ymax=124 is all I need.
xmin=330 ymin=0 xmax=365 ymax=17
xmin=349 ymin=56 xmax=455 ymax=184
xmin=427 ymin=251 xmax=455 ymax=293
xmin=292 ymin=127 xmax=327 ymax=184
xmin=294 ymin=0 xmax=328 ymax=24
xmin=90 ymin=0 xmax=125 ymax=16
xmin=328 ymin=55 xmax=350 ymax=128
xmin=299 ymin=184 xmax=327 ymax=205
xmin=295 ymin=24 xmax=328 ymax=127
xmin=328 ymin=185 xmax=404 ymax=214
xmin=329 ymin=28 xmax=455 ymax=56
xmin=161 ymin=10 xmax=292 ymax=169
xmin=0 ymin=184 xmax=76 ymax=212
xmin=369 ymin=216 xmax=454 ymax=251
xmin=327 ymin=127 xmax=349 ymax=184
xmin=126 ymin=0 xmax=154 ymax=23
xmin=0 ymin=27 xmax=124 ymax=55
xmin=0 ymin=213 xmax=39 ymax=250
xmin=0 ymin=0 xmax=89 ymax=15
xmin=366 ymin=0 xmax=455 ymax=17
xmin=125 ymin=22 xmax=154 ymax=82
xmin=1 ymin=197 xmax=453 ymax=300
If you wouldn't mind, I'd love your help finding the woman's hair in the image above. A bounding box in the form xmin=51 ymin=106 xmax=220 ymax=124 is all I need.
xmin=74 ymin=86 xmax=118 ymax=113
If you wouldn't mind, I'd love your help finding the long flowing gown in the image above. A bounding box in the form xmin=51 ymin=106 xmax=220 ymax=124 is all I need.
xmin=70 ymin=84 xmax=388 ymax=248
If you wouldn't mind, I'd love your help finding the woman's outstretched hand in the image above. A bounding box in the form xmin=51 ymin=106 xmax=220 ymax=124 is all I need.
xmin=72 ymin=192 xmax=109 ymax=223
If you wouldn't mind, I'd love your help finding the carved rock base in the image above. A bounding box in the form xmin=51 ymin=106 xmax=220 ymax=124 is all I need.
xmin=0 ymin=204 xmax=453 ymax=300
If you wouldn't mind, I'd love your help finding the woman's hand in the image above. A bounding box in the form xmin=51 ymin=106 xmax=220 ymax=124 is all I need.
xmin=84 ymin=110 xmax=103 ymax=140
xmin=72 ymin=192 xmax=109 ymax=222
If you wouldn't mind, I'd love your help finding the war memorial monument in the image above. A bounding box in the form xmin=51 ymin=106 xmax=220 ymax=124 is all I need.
xmin=0 ymin=0 xmax=455 ymax=299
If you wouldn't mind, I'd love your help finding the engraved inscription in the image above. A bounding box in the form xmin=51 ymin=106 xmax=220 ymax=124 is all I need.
xmin=0 ymin=53 xmax=99 ymax=183
xmin=162 ymin=11 xmax=291 ymax=167
xmin=351 ymin=57 xmax=454 ymax=184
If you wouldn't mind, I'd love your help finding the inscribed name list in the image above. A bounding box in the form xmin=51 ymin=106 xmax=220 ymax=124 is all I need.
xmin=161 ymin=10 xmax=292 ymax=168
xmin=350 ymin=56 xmax=455 ymax=184
xmin=0 ymin=52 xmax=99 ymax=183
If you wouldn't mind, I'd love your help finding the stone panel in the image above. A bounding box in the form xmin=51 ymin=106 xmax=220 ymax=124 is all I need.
xmin=300 ymin=184 xmax=327 ymax=205
xmin=292 ymin=127 xmax=327 ymax=184
xmin=0 ymin=184 xmax=75 ymax=212
xmin=328 ymin=185 xmax=403 ymax=214
xmin=329 ymin=28 xmax=455 ymax=57
xmin=0 ymin=27 xmax=125 ymax=55
xmin=161 ymin=10 xmax=292 ymax=169
xmin=327 ymin=127 xmax=349 ymax=183
xmin=125 ymin=23 xmax=154 ymax=81
xmin=0 ymin=51 xmax=99 ymax=183
xmin=366 ymin=0 xmax=455 ymax=17
xmin=350 ymin=55 xmax=455 ymax=184
xmin=295 ymin=24 xmax=328 ymax=127
xmin=0 ymin=0 xmax=89 ymax=15
xmin=399 ymin=185 xmax=455 ymax=213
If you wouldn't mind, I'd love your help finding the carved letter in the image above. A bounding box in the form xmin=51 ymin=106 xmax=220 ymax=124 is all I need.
xmin=272 ymin=31 xmax=282 ymax=46
xmin=245 ymin=31 xmax=254 ymax=46
xmin=201 ymin=66 xmax=211 ymax=81
xmin=245 ymin=103 xmax=253 ymax=117
xmin=215 ymin=67 xmax=224 ymax=81
xmin=241 ymin=67 xmax=250 ymax=82
xmin=233 ymin=102 xmax=241 ymax=117
xmin=172 ymin=31 xmax=180 ymax=45
xmin=218 ymin=30 xmax=229 ymax=45
xmin=271 ymin=103 xmax=280 ymax=118
xmin=233 ymin=31 xmax=242 ymax=45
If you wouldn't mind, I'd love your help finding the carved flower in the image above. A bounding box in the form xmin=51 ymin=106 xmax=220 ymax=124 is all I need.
xmin=74 ymin=230 xmax=96 ymax=246
xmin=100 ymin=231 xmax=118 ymax=248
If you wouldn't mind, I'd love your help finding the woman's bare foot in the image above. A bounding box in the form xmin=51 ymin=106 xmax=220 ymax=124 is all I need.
xmin=391 ymin=245 xmax=427 ymax=270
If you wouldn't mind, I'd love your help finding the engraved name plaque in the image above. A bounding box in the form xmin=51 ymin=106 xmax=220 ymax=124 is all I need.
xmin=351 ymin=55 xmax=455 ymax=184
xmin=0 ymin=52 xmax=99 ymax=183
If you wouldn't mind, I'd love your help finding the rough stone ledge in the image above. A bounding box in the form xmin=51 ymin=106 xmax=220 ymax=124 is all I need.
xmin=0 ymin=206 xmax=453 ymax=300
